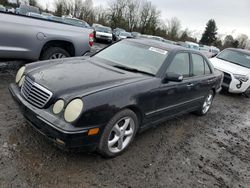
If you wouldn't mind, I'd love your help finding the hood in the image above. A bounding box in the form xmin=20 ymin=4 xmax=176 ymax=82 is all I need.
xmin=210 ymin=57 xmax=250 ymax=75
xmin=25 ymin=58 xmax=148 ymax=99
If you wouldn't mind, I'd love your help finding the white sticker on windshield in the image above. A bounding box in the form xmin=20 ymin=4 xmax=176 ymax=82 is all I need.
xmin=149 ymin=47 xmax=168 ymax=55
xmin=245 ymin=55 xmax=250 ymax=60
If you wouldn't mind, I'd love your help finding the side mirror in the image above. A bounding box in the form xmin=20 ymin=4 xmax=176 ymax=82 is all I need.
xmin=163 ymin=72 xmax=184 ymax=83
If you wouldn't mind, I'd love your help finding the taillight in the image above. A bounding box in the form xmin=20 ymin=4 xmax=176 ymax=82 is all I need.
xmin=89 ymin=33 xmax=94 ymax=47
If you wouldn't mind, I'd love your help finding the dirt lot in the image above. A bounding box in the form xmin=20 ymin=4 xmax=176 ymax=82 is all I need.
xmin=0 ymin=64 xmax=250 ymax=188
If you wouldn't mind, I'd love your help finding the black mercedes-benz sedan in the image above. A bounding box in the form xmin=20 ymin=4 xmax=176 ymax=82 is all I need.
xmin=9 ymin=39 xmax=223 ymax=157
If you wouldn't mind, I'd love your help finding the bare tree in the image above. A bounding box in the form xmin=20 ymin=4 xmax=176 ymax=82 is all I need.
xmin=54 ymin=0 xmax=68 ymax=16
xmin=236 ymin=34 xmax=248 ymax=49
xmin=79 ymin=0 xmax=95 ymax=23
xmin=124 ymin=0 xmax=140 ymax=31
xmin=94 ymin=5 xmax=109 ymax=25
xmin=139 ymin=1 xmax=160 ymax=34
xmin=166 ymin=17 xmax=181 ymax=40
xmin=108 ymin=0 xmax=127 ymax=29
xmin=223 ymin=35 xmax=239 ymax=49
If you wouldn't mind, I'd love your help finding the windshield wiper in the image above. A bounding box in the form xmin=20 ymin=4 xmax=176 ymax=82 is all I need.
xmin=113 ymin=65 xmax=154 ymax=76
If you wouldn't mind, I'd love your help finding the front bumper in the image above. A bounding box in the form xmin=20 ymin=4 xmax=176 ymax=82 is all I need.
xmin=221 ymin=72 xmax=250 ymax=94
xmin=9 ymin=83 xmax=102 ymax=152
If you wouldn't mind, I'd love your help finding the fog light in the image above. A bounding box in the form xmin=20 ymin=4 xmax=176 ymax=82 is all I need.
xmin=53 ymin=99 xmax=65 ymax=114
xmin=88 ymin=128 xmax=100 ymax=136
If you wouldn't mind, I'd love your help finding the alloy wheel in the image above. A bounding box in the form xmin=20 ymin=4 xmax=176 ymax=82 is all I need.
xmin=108 ymin=117 xmax=135 ymax=153
xmin=50 ymin=53 xmax=66 ymax=59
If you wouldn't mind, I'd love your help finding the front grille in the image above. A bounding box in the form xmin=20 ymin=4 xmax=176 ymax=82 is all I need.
xmin=223 ymin=72 xmax=232 ymax=85
xmin=21 ymin=77 xmax=53 ymax=108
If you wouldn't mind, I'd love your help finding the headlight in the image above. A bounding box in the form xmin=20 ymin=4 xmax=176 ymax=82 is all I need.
xmin=233 ymin=74 xmax=249 ymax=82
xmin=64 ymin=99 xmax=83 ymax=123
xmin=15 ymin=66 xmax=25 ymax=83
xmin=18 ymin=76 xmax=25 ymax=87
xmin=53 ymin=99 xmax=65 ymax=114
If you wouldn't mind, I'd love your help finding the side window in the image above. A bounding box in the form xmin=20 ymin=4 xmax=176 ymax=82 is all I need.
xmin=167 ymin=53 xmax=190 ymax=77
xmin=192 ymin=54 xmax=205 ymax=76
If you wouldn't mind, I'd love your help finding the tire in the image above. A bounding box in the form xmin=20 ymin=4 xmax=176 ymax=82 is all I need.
xmin=98 ymin=109 xmax=139 ymax=158
xmin=41 ymin=47 xmax=70 ymax=60
xmin=194 ymin=90 xmax=214 ymax=116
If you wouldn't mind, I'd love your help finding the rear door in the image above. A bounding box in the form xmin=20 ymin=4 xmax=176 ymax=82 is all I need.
xmin=190 ymin=53 xmax=215 ymax=100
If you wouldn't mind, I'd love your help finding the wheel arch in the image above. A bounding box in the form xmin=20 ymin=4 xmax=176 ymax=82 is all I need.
xmin=40 ymin=40 xmax=75 ymax=59
xmin=121 ymin=105 xmax=144 ymax=127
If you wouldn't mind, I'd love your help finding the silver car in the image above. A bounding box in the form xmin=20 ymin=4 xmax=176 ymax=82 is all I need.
xmin=0 ymin=13 xmax=94 ymax=60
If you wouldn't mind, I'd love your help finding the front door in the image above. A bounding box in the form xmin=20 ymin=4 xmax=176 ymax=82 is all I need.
xmin=146 ymin=52 xmax=198 ymax=122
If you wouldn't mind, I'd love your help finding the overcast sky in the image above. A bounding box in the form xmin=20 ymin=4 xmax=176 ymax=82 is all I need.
xmin=39 ymin=0 xmax=250 ymax=39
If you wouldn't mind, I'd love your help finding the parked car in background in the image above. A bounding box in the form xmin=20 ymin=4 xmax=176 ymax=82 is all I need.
xmin=150 ymin=36 xmax=166 ymax=42
xmin=199 ymin=45 xmax=220 ymax=58
xmin=113 ymin=28 xmax=126 ymax=33
xmin=63 ymin=17 xmax=90 ymax=28
xmin=0 ymin=12 xmax=94 ymax=60
xmin=9 ymin=38 xmax=223 ymax=157
xmin=94 ymin=26 xmax=113 ymax=43
xmin=210 ymin=46 xmax=220 ymax=57
xmin=5 ymin=7 xmax=14 ymax=13
xmin=41 ymin=12 xmax=53 ymax=17
xmin=164 ymin=39 xmax=177 ymax=45
xmin=15 ymin=7 xmax=20 ymax=14
xmin=17 ymin=4 xmax=40 ymax=15
xmin=26 ymin=12 xmax=47 ymax=19
xmin=177 ymin=41 xmax=189 ymax=48
xmin=131 ymin=32 xmax=141 ymax=38
xmin=113 ymin=28 xmax=126 ymax=41
xmin=115 ymin=31 xmax=132 ymax=41
xmin=0 ymin=5 xmax=6 ymax=12
xmin=210 ymin=48 xmax=250 ymax=97
xmin=199 ymin=45 xmax=213 ymax=58
xmin=47 ymin=15 xmax=64 ymax=23
xmin=185 ymin=41 xmax=200 ymax=50
xmin=92 ymin=23 xmax=103 ymax=28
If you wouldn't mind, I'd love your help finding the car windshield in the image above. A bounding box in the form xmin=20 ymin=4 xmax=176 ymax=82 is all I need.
xmin=217 ymin=49 xmax=250 ymax=69
xmin=94 ymin=41 xmax=168 ymax=75
xmin=96 ymin=27 xmax=112 ymax=33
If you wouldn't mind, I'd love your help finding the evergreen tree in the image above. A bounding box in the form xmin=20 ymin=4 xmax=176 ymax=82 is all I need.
xmin=29 ymin=0 xmax=37 ymax=6
xmin=0 ymin=0 xmax=8 ymax=6
xmin=200 ymin=19 xmax=218 ymax=45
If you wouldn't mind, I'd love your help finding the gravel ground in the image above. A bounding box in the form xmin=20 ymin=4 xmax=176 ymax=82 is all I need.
xmin=0 ymin=47 xmax=250 ymax=187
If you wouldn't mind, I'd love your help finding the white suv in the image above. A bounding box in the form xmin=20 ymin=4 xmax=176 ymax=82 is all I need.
xmin=210 ymin=48 xmax=250 ymax=96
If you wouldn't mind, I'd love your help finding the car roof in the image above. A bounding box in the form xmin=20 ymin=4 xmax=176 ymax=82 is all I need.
xmin=226 ymin=48 xmax=250 ymax=55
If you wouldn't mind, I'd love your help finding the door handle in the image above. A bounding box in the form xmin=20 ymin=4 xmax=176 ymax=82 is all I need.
xmin=208 ymin=79 xmax=215 ymax=83
xmin=187 ymin=83 xmax=194 ymax=87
